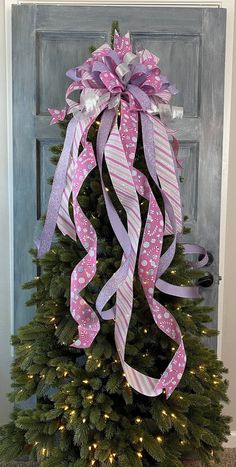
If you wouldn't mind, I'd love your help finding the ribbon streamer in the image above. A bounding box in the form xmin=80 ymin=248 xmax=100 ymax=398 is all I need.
xmin=37 ymin=30 xmax=208 ymax=398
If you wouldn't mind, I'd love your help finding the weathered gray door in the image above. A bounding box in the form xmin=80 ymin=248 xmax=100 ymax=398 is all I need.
xmin=12 ymin=5 xmax=226 ymax=349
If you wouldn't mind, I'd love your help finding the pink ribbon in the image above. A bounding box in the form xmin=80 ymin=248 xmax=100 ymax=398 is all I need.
xmin=37 ymin=31 xmax=208 ymax=399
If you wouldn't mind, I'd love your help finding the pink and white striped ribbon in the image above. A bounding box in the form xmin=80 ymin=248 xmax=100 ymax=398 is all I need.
xmin=151 ymin=114 xmax=183 ymax=235
xmin=117 ymin=101 xmax=186 ymax=397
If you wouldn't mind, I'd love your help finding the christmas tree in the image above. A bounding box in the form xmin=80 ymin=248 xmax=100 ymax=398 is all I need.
xmin=0 ymin=23 xmax=231 ymax=467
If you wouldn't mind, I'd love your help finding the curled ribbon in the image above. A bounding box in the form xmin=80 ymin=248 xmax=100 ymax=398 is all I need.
xmin=37 ymin=30 xmax=208 ymax=398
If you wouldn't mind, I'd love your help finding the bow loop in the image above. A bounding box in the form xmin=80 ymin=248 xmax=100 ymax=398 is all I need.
xmin=100 ymin=70 xmax=124 ymax=94
xmin=113 ymin=30 xmax=132 ymax=58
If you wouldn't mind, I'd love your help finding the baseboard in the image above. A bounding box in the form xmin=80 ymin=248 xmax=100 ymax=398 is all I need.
xmin=224 ymin=431 xmax=236 ymax=448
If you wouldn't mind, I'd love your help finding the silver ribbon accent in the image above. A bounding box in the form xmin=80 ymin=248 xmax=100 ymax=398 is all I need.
xmin=115 ymin=52 xmax=139 ymax=85
xmin=77 ymin=90 xmax=110 ymax=117
xmin=115 ymin=62 xmax=132 ymax=85
xmin=123 ymin=51 xmax=139 ymax=66
xmin=148 ymin=102 xmax=184 ymax=121
xmin=172 ymin=106 xmax=184 ymax=120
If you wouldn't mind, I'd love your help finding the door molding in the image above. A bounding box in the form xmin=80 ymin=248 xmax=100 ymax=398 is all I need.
xmin=2 ymin=0 xmax=235 ymax=440
xmin=14 ymin=1 xmax=224 ymax=6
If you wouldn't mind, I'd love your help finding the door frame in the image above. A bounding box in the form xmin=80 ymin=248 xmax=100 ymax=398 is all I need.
xmin=1 ymin=0 xmax=235 ymax=439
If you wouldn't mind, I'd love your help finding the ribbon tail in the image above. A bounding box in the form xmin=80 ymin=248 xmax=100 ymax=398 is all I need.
xmin=57 ymin=157 xmax=77 ymax=241
xmin=139 ymin=110 xmax=186 ymax=397
xmin=95 ymin=109 xmax=133 ymax=319
xmin=70 ymin=142 xmax=100 ymax=348
xmin=37 ymin=117 xmax=78 ymax=258
xmin=182 ymin=243 xmax=209 ymax=268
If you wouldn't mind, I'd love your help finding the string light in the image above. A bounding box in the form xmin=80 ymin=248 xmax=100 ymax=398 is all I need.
xmin=199 ymin=365 xmax=205 ymax=371
xmin=70 ymin=410 xmax=76 ymax=416
xmin=86 ymin=395 xmax=94 ymax=400
xmin=139 ymin=437 xmax=143 ymax=443
xmin=137 ymin=452 xmax=143 ymax=458
xmin=143 ymin=328 xmax=148 ymax=334
xmin=41 ymin=448 xmax=47 ymax=456
xmin=64 ymin=405 xmax=69 ymax=411
xmin=97 ymin=362 xmax=101 ymax=368
xmin=135 ymin=417 xmax=142 ymax=424
xmin=82 ymin=418 xmax=86 ymax=424
xmin=91 ymin=461 xmax=96 ymax=466
xmin=171 ymin=346 xmax=176 ymax=351
xmin=58 ymin=425 xmax=65 ymax=431
xmin=170 ymin=270 xmax=176 ymax=274
xmin=162 ymin=410 xmax=167 ymax=416
xmin=105 ymin=187 xmax=109 ymax=192
xmin=50 ymin=317 xmax=56 ymax=322
xmin=93 ymin=443 xmax=97 ymax=449
xmin=34 ymin=441 xmax=38 ymax=446
xmin=28 ymin=374 xmax=34 ymax=379
xmin=83 ymin=380 xmax=89 ymax=384
xmin=182 ymin=424 xmax=186 ymax=428
xmin=63 ymin=371 xmax=68 ymax=377
xmin=190 ymin=370 xmax=195 ymax=375
xmin=104 ymin=414 xmax=110 ymax=419
xmin=88 ymin=355 xmax=92 ymax=360
xmin=202 ymin=330 xmax=207 ymax=335
xmin=171 ymin=413 xmax=177 ymax=419
xmin=179 ymin=395 xmax=183 ymax=400
xmin=180 ymin=440 xmax=185 ymax=446
xmin=96 ymin=120 xmax=100 ymax=125
xmin=156 ymin=436 xmax=163 ymax=443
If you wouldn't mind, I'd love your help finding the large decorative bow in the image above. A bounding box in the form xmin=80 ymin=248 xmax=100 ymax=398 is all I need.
xmin=37 ymin=31 xmax=208 ymax=398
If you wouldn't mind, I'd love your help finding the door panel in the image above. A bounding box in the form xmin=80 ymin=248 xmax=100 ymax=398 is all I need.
xmin=12 ymin=5 xmax=226 ymax=349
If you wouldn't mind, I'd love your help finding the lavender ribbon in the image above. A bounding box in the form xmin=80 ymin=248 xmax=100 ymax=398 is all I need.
xmin=37 ymin=117 xmax=78 ymax=258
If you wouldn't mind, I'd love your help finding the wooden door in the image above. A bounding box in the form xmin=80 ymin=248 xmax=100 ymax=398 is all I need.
xmin=12 ymin=5 xmax=226 ymax=350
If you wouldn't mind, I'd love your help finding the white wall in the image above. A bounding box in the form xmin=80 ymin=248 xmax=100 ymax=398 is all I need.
xmin=1 ymin=0 xmax=236 ymax=444
xmin=0 ymin=0 xmax=12 ymax=424
xmin=221 ymin=3 xmax=236 ymax=441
